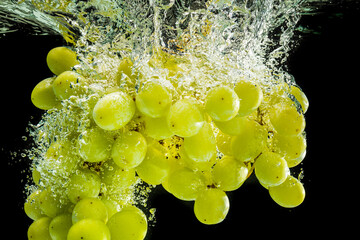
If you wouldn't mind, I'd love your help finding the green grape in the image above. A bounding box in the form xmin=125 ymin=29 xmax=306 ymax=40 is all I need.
xmin=231 ymin=119 xmax=267 ymax=162
xmin=46 ymin=46 xmax=79 ymax=76
xmin=49 ymin=214 xmax=72 ymax=240
xmin=144 ymin=115 xmax=173 ymax=140
xmin=234 ymin=80 xmax=263 ymax=116
xmin=205 ymin=85 xmax=239 ymax=122
xmin=67 ymin=169 xmax=101 ymax=204
xmin=107 ymin=206 xmax=147 ymax=240
xmin=194 ymin=188 xmax=230 ymax=225
xmin=180 ymin=146 xmax=215 ymax=172
xmin=162 ymin=149 xmax=185 ymax=183
xmin=268 ymin=103 xmax=305 ymax=136
xmin=269 ymin=175 xmax=305 ymax=208
xmin=258 ymin=178 xmax=270 ymax=189
xmin=136 ymin=145 xmax=169 ymax=185
xmin=67 ymin=219 xmax=111 ymax=240
xmin=101 ymin=198 xmax=121 ymax=219
xmin=254 ymin=152 xmax=289 ymax=187
xmin=27 ymin=217 xmax=52 ymax=240
xmin=136 ymin=80 xmax=172 ymax=118
xmin=39 ymin=189 xmax=68 ymax=218
xmin=167 ymin=98 xmax=204 ymax=137
xmin=72 ymin=198 xmax=108 ymax=224
xmin=32 ymin=168 xmax=41 ymax=186
xmin=100 ymin=161 xmax=136 ymax=190
xmin=45 ymin=140 xmax=79 ymax=177
xmin=92 ymin=91 xmax=136 ymax=131
xmin=111 ymin=131 xmax=147 ymax=169
xmin=78 ymin=127 xmax=113 ymax=163
xmin=215 ymin=131 xmax=232 ymax=156
xmin=45 ymin=141 xmax=68 ymax=162
xmin=212 ymin=155 xmax=248 ymax=191
xmin=214 ymin=114 xmax=249 ymax=136
xmin=52 ymin=71 xmax=85 ymax=100
xmin=24 ymin=190 xmax=45 ymax=221
xmin=167 ymin=167 xmax=206 ymax=201
xmin=31 ymin=77 xmax=59 ymax=110
xmin=273 ymin=133 xmax=307 ymax=167
xmin=290 ymin=85 xmax=309 ymax=113
xmin=183 ymin=122 xmax=216 ymax=163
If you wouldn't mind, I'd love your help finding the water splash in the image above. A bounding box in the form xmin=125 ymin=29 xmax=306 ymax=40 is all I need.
xmin=3 ymin=0 xmax=317 ymax=233
xmin=1 ymin=1 xmax=304 ymax=71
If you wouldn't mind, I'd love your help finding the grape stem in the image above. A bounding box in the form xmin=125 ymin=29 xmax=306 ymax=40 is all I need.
xmin=246 ymin=152 xmax=263 ymax=179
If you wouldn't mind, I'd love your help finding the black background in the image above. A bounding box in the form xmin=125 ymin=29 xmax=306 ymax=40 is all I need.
xmin=1 ymin=1 xmax=358 ymax=239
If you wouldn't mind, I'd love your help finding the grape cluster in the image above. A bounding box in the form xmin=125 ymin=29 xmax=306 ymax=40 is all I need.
xmin=26 ymin=46 xmax=308 ymax=239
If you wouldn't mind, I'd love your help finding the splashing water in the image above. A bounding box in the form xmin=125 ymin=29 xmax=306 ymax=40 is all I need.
xmin=3 ymin=0 xmax=317 ymax=237
xmin=2 ymin=0 xmax=305 ymax=82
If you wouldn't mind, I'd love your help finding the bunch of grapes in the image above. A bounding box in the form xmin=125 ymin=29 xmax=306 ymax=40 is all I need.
xmin=26 ymin=45 xmax=308 ymax=240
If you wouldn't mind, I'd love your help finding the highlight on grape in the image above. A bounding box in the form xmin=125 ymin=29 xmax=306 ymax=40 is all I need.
xmin=20 ymin=0 xmax=310 ymax=239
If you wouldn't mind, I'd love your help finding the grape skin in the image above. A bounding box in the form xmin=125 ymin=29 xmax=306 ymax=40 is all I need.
xmin=180 ymin=146 xmax=216 ymax=172
xmin=52 ymin=71 xmax=85 ymax=100
xmin=78 ymin=127 xmax=113 ymax=163
xmin=231 ymin=119 xmax=267 ymax=162
xmin=167 ymin=98 xmax=205 ymax=137
xmin=67 ymin=169 xmax=101 ymax=204
xmin=144 ymin=115 xmax=173 ymax=140
xmin=44 ymin=140 xmax=79 ymax=177
xmin=212 ymin=155 xmax=249 ymax=191
xmin=269 ymin=175 xmax=305 ymax=208
xmin=31 ymin=77 xmax=59 ymax=110
xmin=167 ymin=167 xmax=206 ymax=201
xmin=46 ymin=46 xmax=78 ymax=76
xmin=27 ymin=217 xmax=52 ymax=240
xmin=101 ymin=198 xmax=121 ymax=219
xmin=24 ymin=190 xmax=44 ymax=221
xmin=107 ymin=206 xmax=148 ymax=240
xmin=135 ymin=146 xmax=169 ymax=185
xmin=67 ymin=219 xmax=111 ymax=240
xmin=214 ymin=114 xmax=249 ymax=136
xmin=101 ymin=160 xmax=137 ymax=191
xmin=183 ymin=122 xmax=216 ymax=163
xmin=290 ymin=85 xmax=309 ymax=113
xmin=194 ymin=188 xmax=230 ymax=225
xmin=272 ymin=133 xmax=307 ymax=167
xmin=72 ymin=197 xmax=108 ymax=224
xmin=216 ymin=131 xmax=233 ymax=156
xmin=254 ymin=152 xmax=289 ymax=187
xmin=38 ymin=189 xmax=68 ymax=218
xmin=92 ymin=91 xmax=136 ymax=131
xmin=49 ymin=214 xmax=72 ymax=240
xmin=234 ymin=80 xmax=263 ymax=117
xmin=205 ymin=85 xmax=240 ymax=122
xmin=269 ymin=103 xmax=305 ymax=136
xmin=111 ymin=131 xmax=147 ymax=169
xmin=136 ymin=81 xmax=172 ymax=118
